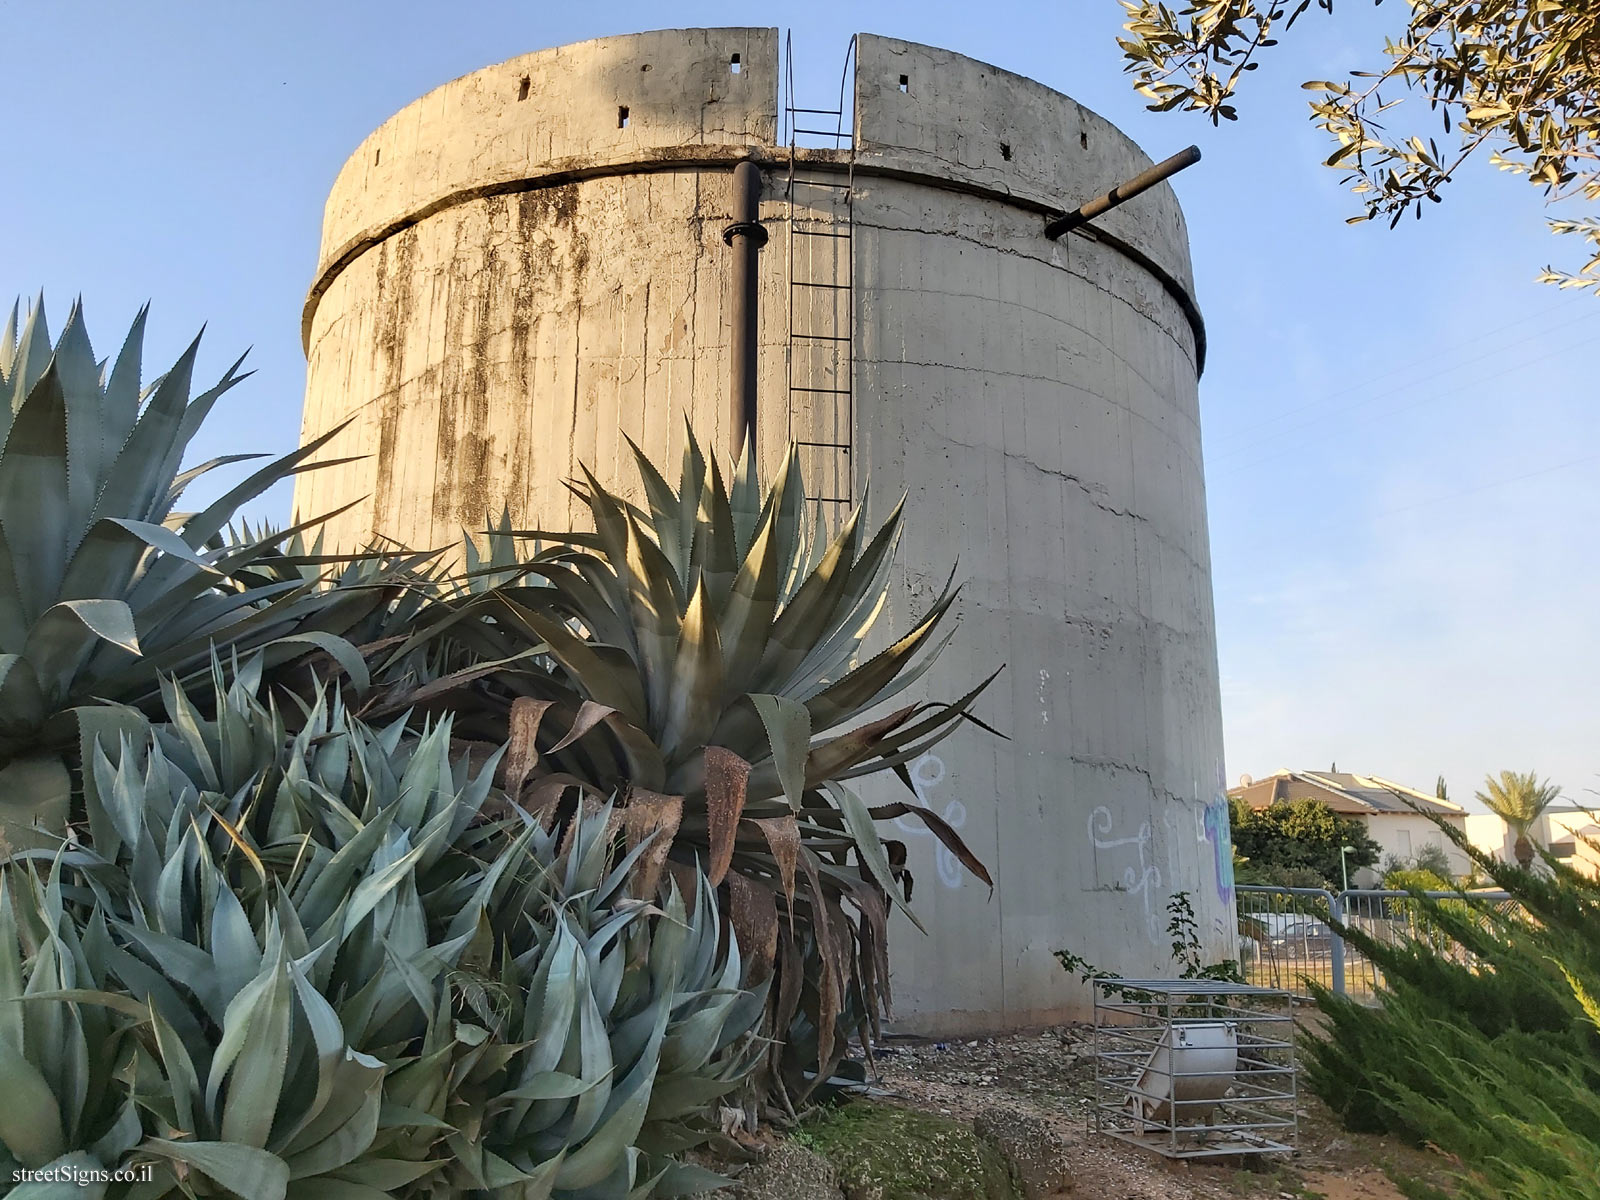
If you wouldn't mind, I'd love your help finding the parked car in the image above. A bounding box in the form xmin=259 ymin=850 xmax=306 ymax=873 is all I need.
xmin=1271 ymin=917 xmax=1334 ymax=952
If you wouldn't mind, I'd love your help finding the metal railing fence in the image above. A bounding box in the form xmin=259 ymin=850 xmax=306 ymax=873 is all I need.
xmin=1235 ymin=884 xmax=1511 ymax=1000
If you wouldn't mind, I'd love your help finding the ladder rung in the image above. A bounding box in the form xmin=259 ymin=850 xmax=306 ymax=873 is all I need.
xmin=792 ymin=333 xmax=851 ymax=342
xmin=790 ymin=386 xmax=852 ymax=394
xmin=791 ymin=280 xmax=851 ymax=290
xmin=789 ymin=106 xmax=844 ymax=115
xmin=796 ymin=441 xmax=853 ymax=451
xmin=793 ymin=228 xmax=852 ymax=239
xmin=806 ymin=495 xmax=853 ymax=504
xmin=793 ymin=127 xmax=855 ymax=139
xmin=791 ymin=177 xmax=853 ymax=189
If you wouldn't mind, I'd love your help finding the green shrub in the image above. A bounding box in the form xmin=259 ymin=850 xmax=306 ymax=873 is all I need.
xmin=1230 ymin=796 xmax=1380 ymax=889
xmin=1304 ymin=820 xmax=1600 ymax=1199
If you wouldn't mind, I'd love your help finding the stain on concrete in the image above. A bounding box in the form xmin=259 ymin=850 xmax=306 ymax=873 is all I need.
xmin=293 ymin=28 xmax=1224 ymax=1034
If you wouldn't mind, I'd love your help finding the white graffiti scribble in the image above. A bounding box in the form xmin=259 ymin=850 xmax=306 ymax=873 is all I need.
xmin=894 ymin=753 xmax=969 ymax=890
xmin=1089 ymin=805 xmax=1163 ymax=943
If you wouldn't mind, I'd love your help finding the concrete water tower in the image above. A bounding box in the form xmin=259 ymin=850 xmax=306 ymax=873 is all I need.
xmin=294 ymin=28 xmax=1234 ymax=1033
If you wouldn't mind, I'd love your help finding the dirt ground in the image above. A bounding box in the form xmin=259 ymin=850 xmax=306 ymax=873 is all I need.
xmin=864 ymin=1025 xmax=1458 ymax=1200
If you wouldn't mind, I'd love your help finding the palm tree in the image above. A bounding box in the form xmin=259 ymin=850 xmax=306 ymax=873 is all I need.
xmin=1476 ymin=770 xmax=1563 ymax=868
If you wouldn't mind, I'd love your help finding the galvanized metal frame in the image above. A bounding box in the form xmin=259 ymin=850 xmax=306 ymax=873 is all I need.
xmin=1091 ymin=978 xmax=1297 ymax=1159
xmin=1236 ymin=885 xmax=1514 ymax=1000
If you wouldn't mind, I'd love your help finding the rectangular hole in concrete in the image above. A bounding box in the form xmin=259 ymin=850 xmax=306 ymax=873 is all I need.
xmin=898 ymin=74 xmax=909 ymax=92
xmin=517 ymin=75 xmax=530 ymax=101
xmin=373 ymin=149 xmax=381 ymax=165
xmin=730 ymin=53 xmax=741 ymax=74
xmin=618 ymin=105 xmax=630 ymax=128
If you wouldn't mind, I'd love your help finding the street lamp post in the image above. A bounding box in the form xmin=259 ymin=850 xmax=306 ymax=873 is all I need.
xmin=1340 ymin=844 xmax=1356 ymax=893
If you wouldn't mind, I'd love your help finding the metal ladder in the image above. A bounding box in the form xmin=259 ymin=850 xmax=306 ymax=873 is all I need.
xmin=783 ymin=34 xmax=857 ymax=525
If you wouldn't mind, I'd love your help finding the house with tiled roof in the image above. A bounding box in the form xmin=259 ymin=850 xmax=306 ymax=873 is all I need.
xmin=1227 ymin=770 xmax=1472 ymax=881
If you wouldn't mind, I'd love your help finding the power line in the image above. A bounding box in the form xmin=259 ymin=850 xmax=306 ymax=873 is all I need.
xmin=1210 ymin=327 xmax=1600 ymax=481
xmin=1207 ymin=294 xmax=1588 ymax=453
xmin=1218 ymin=447 xmax=1598 ymax=560
xmin=1368 ymin=452 xmax=1600 ymax=521
xmin=1208 ymin=301 xmax=1596 ymax=464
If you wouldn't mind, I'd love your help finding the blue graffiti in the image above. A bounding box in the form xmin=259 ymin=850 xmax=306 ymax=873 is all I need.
xmin=1203 ymin=795 xmax=1235 ymax=906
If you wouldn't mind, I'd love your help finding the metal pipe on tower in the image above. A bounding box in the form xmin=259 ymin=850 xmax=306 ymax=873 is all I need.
xmin=723 ymin=159 xmax=768 ymax=458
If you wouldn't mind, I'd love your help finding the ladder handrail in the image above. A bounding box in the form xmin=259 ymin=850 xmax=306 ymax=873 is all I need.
xmin=835 ymin=35 xmax=858 ymax=154
xmin=783 ymin=32 xmax=858 ymax=523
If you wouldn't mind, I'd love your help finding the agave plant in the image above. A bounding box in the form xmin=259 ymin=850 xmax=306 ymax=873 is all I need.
xmin=13 ymin=662 xmax=503 ymax=1197
xmin=0 ymin=298 xmax=395 ymax=854
xmin=364 ymin=428 xmax=997 ymax=1104
xmin=403 ymin=803 xmax=766 ymax=1199
xmin=0 ymin=655 xmax=762 ymax=1198
xmin=0 ymin=865 xmax=145 ymax=1198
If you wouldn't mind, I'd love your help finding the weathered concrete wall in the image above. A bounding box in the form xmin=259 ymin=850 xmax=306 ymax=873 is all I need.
xmin=846 ymin=37 xmax=1228 ymax=1033
xmin=297 ymin=29 xmax=793 ymax=546
xmin=299 ymin=172 xmax=796 ymax=546
xmin=294 ymin=28 xmax=1233 ymax=1032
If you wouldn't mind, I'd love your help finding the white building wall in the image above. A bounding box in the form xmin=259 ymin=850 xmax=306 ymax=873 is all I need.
xmin=1464 ymin=813 xmax=1515 ymax=864
xmin=1466 ymin=810 xmax=1600 ymax=877
xmin=1363 ymin=813 xmax=1472 ymax=878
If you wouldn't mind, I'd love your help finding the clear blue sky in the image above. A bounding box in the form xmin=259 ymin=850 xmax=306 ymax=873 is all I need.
xmin=7 ymin=1 xmax=1595 ymax=811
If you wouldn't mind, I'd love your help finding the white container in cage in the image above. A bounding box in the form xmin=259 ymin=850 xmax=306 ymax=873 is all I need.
xmin=1092 ymin=979 xmax=1296 ymax=1158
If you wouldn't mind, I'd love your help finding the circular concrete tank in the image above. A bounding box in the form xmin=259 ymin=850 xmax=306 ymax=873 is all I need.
xmin=295 ymin=28 xmax=1234 ymax=1033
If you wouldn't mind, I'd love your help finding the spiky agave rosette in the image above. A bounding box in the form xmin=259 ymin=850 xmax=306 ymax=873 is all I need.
xmin=0 ymin=655 xmax=764 ymax=1199
xmin=365 ymin=428 xmax=1000 ymax=1108
xmin=0 ymin=299 xmax=404 ymax=854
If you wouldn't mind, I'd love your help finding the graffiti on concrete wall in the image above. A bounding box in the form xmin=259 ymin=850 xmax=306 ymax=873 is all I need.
xmin=1203 ymin=793 xmax=1235 ymax=908
xmin=1089 ymin=805 xmax=1163 ymax=944
xmin=894 ymin=753 xmax=970 ymax=890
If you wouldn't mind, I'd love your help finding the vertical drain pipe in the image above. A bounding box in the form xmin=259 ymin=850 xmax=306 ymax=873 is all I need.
xmin=723 ymin=159 xmax=768 ymax=459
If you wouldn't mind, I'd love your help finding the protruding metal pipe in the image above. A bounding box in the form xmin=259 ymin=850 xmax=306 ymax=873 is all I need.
xmin=723 ymin=159 xmax=768 ymax=459
xmin=1044 ymin=145 xmax=1202 ymax=240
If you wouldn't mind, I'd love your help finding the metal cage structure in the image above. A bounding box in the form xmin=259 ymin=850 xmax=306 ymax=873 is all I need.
xmin=1091 ymin=979 xmax=1297 ymax=1159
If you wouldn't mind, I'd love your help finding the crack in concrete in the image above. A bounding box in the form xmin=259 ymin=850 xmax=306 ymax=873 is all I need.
xmin=858 ymin=216 xmax=1196 ymax=372
xmin=923 ymin=428 xmax=1148 ymax=525
xmin=863 ymin=351 xmax=1204 ymax=467
xmin=898 ymin=433 xmax=1212 ymax=575
xmin=1080 ymin=755 xmax=1191 ymax=808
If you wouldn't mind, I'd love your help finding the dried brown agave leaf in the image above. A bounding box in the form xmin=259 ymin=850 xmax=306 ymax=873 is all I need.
xmin=624 ymin=788 xmax=684 ymax=900
xmin=547 ymin=699 xmax=617 ymax=754
xmin=704 ymin=745 xmax=751 ymax=886
xmin=726 ymin=872 xmax=779 ymax=984
xmin=522 ymin=772 xmax=592 ymax=828
xmin=799 ymin=848 xmax=840 ymax=1074
xmin=748 ymin=813 xmax=802 ymax=918
xmin=869 ymin=800 xmax=993 ymax=889
xmin=503 ymin=696 xmax=554 ymax=797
